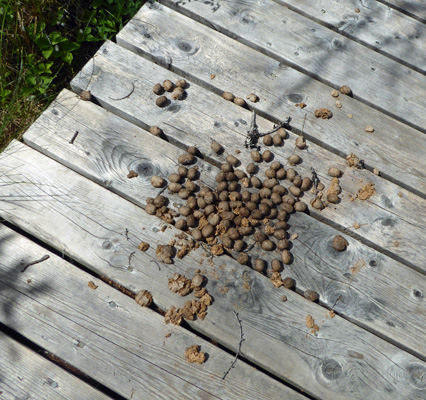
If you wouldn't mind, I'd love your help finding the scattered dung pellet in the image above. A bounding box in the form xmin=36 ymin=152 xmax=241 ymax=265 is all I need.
xmin=175 ymin=219 xmax=187 ymax=230
xmin=364 ymin=126 xmax=375 ymax=133
xmin=233 ymin=97 xmax=246 ymax=107
xmin=283 ymin=277 xmax=295 ymax=289
xmin=178 ymin=166 xmax=188 ymax=177
xmin=246 ymin=93 xmax=259 ymax=102
xmin=333 ymin=235 xmax=348 ymax=251
xmin=270 ymin=161 xmax=281 ymax=171
xmin=168 ymin=173 xmax=181 ymax=183
xmin=172 ymin=86 xmax=185 ymax=100
xmin=327 ymin=193 xmax=339 ymax=204
xmin=238 ymin=253 xmax=249 ymax=265
xmin=288 ymin=154 xmax=301 ymax=166
xmin=289 ymin=186 xmax=301 ymax=197
xmin=335 ymin=101 xmax=342 ymax=108
xmin=246 ymin=163 xmax=257 ymax=175
xmin=277 ymin=239 xmax=289 ymax=251
xmin=175 ymin=79 xmax=187 ymax=88
xmin=281 ymin=295 xmax=287 ymax=302
xmin=295 ymin=136 xmax=306 ymax=149
xmin=221 ymin=163 xmax=233 ymax=173
xmin=263 ymin=135 xmax=273 ymax=146
xmin=304 ymin=290 xmax=319 ymax=302
xmin=178 ymin=189 xmax=191 ymax=199
xmin=154 ymin=195 xmax=167 ymax=207
xmin=292 ymin=176 xmax=302 ymax=188
xmin=311 ymin=198 xmax=324 ymax=210
xmin=127 ymin=170 xmax=138 ymax=179
xmin=251 ymin=176 xmax=262 ymax=188
xmin=234 ymin=240 xmax=245 ymax=252
xmin=251 ymin=151 xmax=262 ymax=162
xmin=271 ymin=259 xmax=282 ymax=272
xmin=187 ymin=167 xmax=198 ymax=180
xmin=135 ymin=290 xmax=153 ymax=307
xmin=262 ymin=150 xmax=273 ymax=162
xmin=178 ymin=154 xmax=195 ymax=165
xmin=301 ymin=177 xmax=311 ymax=191
xmin=187 ymin=146 xmax=199 ymax=156
xmin=223 ymin=92 xmax=235 ymax=101
xmin=150 ymin=175 xmax=165 ymax=188
xmin=273 ymin=229 xmax=286 ymax=240
xmin=261 ymin=240 xmax=275 ymax=251
xmin=294 ymin=201 xmax=307 ymax=212
xmin=281 ymin=250 xmax=292 ymax=265
xmin=277 ymin=128 xmax=287 ymax=139
xmin=226 ymin=155 xmax=238 ymax=166
xmin=211 ymin=142 xmax=223 ymax=154
xmin=314 ymin=108 xmax=332 ymax=119
xmin=156 ymin=96 xmax=168 ymax=107
xmin=149 ymin=126 xmax=163 ymax=136
xmin=317 ymin=182 xmax=325 ymax=191
xmin=331 ymin=89 xmax=339 ymax=97
xmin=153 ymin=83 xmax=164 ymax=95
xmin=286 ymin=168 xmax=296 ymax=181
xmin=276 ymin=168 xmax=286 ymax=180
xmin=145 ymin=203 xmax=157 ymax=215
xmin=340 ymin=85 xmax=352 ymax=95
xmin=328 ymin=167 xmax=341 ymax=178
xmin=202 ymin=224 xmax=215 ymax=238
xmin=163 ymin=79 xmax=174 ymax=92
xmin=273 ymin=135 xmax=283 ymax=146
xmin=191 ymin=229 xmax=203 ymax=241
xmin=168 ymin=182 xmax=182 ymax=193
xmin=254 ymin=259 xmax=266 ymax=273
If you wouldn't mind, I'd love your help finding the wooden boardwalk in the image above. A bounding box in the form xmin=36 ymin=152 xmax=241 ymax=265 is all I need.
xmin=1 ymin=1 xmax=425 ymax=399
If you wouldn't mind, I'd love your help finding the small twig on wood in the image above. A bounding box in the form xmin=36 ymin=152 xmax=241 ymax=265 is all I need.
xmin=311 ymin=167 xmax=319 ymax=192
xmin=149 ymin=259 xmax=161 ymax=270
xmin=245 ymin=110 xmax=291 ymax=149
xmin=222 ymin=310 xmax=244 ymax=380
xmin=332 ymin=295 xmax=342 ymax=309
xmin=69 ymin=131 xmax=79 ymax=144
xmin=109 ymin=82 xmax=135 ymax=101
xmin=301 ymin=114 xmax=307 ymax=137
xmin=128 ymin=252 xmax=135 ymax=267
xmin=21 ymin=255 xmax=50 ymax=272
xmin=124 ymin=228 xmax=130 ymax=241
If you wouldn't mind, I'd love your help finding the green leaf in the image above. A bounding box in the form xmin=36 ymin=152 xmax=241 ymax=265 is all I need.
xmin=62 ymin=52 xmax=73 ymax=64
xmin=42 ymin=47 xmax=53 ymax=59
xmin=35 ymin=37 xmax=51 ymax=50
xmin=49 ymin=31 xmax=67 ymax=45
xmin=60 ymin=40 xmax=80 ymax=52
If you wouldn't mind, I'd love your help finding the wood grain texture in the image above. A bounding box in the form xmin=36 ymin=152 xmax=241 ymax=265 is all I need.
xmin=22 ymin=92 xmax=426 ymax=358
xmin=0 ymin=141 xmax=425 ymax=400
xmin=376 ymin=0 xmax=426 ymax=23
xmin=0 ymin=224 xmax=303 ymax=400
xmin=0 ymin=333 xmax=109 ymax=400
xmin=157 ymin=0 xmax=426 ymax=134
xmin=69 ymin=42 xmax=426 ymax=273
xmin=272 ymin=0 xmax=426 ymax=74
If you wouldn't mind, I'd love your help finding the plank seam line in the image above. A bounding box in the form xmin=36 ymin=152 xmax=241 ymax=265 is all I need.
xmin=271 ymin=0 xmax=426 ymax=76
xmin=0 ymin=321 xmax=125 ymax=400
xmin=375 ymin=0 xmax=426 ymax=24
xmin=159 ymin=0 xmax=426 ymax=136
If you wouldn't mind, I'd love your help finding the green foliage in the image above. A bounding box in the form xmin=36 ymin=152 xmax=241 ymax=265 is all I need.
xmin=0 ymin=0 xmax=146 ymax=151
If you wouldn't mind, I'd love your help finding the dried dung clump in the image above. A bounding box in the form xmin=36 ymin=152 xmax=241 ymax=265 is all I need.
xmin=314 ymin=108 xmax=332 ymax=119
xmin=156 ymin=245 xmax=174 ymax=264
xmin=138 ymin=241 xmax=150 ymax=252
xmin=168 ymin=273 xmax=192 ymax=296
xmin=185 ymin=345 xmax=206 ymax=364
xmin=306 ymin=315 xmax=319 ymax=333
xmin=333 ymin=235 xmax=348 ymax=252
xmin=358 ymin=182 xmax=375 ymax=200
xmin=135 ymin=290 xmax=153 ymax=307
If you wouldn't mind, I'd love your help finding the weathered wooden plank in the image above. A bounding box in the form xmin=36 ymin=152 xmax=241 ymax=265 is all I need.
xmin=0 ymin=333 xmax=110 ymax=400
xmin=69 ymin=42 xmax=426 ymax=272
xmin=24 ymin=91 xmax=426 ymax=353
xmin=376 ymin=0 xmax=426 ymax=23
xmin=272 ymin=0 xmax=426 ymax=74
xmin=22 ymin=91 xmax=426 ymax=358
xmin=0 ymin=224 xmax=303 ymax=400
xmin=157 ymin=0 xmax=426 ymax=134
xmin=0 ymin=141 xmax=425 ymax=400
xmin=116 ymin=3 xmax=426 ymax=198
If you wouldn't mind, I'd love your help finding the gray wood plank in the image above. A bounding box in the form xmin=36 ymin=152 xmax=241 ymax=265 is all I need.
xmin=272 ymin=0 xmax=426 ymax=74
xmin=0 ymin=333 xmax=110 ymax=400
xmin=376 ymin=0 xmax=426 ymax=22
xmin=68 ymin=42 xmax=426 ymax=273
xmin=116 ymin=4 xmax=426 ymax=198
xmin=0 ymin=141 xmax=425 ymax=400
xmin=0 ymin=224 xmax=303 ymax=400
xmin=157 ymin=0 xmax=426 ymax=134
xmin=22 ymin=90 xmax=426 ymax=359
